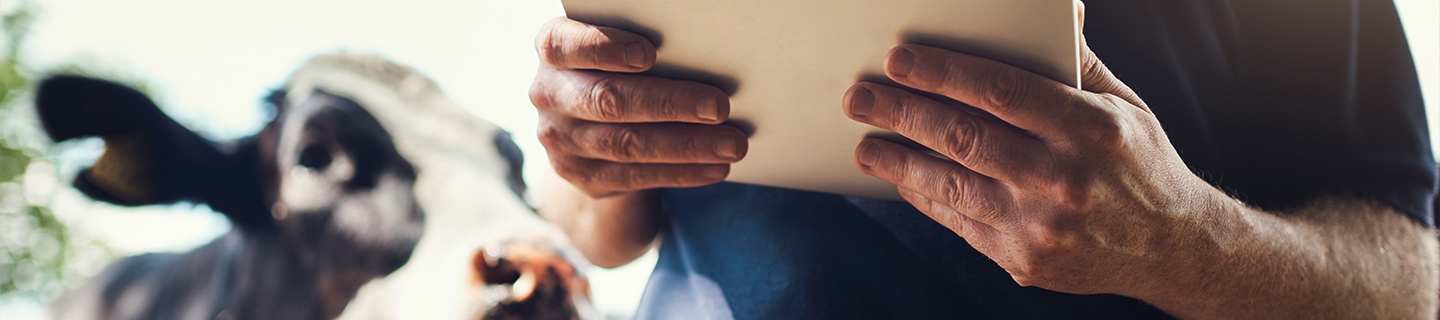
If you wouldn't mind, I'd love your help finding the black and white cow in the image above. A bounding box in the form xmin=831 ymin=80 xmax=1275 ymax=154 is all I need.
xmin=38 ymin=53 xmax=595 ymax=320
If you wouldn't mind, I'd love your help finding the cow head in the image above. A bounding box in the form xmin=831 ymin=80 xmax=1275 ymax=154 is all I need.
xmin=259 ymin=88 xmax=426 ymax=313
xmin=35 ymin=75 xmax=426 ymax=317
xmin=273 ymin=54 xmax=596 ymax=320
xmin=35 ymin=53 xmax=595 ymax=319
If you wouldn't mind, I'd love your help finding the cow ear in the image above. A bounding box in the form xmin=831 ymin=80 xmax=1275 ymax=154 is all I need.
xmin=34 ymin=76 xmax=267 ymax=224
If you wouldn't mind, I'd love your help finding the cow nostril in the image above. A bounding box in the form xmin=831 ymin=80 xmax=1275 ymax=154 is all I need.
xmin=472 ymin=242 xmax=586 ymax=306
xmin=297 ymin=144 xmax=332 ymax=170
xmin=473 ymin=249 xmax=522 ymax=285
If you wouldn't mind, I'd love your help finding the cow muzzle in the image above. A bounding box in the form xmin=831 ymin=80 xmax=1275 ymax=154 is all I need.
xmin=470 ymin=239 xmax=596 ymax=320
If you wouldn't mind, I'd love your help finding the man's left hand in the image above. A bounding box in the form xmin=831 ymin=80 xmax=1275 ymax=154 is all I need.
xmin=844 ymin=41 xmax=1237 ymax=298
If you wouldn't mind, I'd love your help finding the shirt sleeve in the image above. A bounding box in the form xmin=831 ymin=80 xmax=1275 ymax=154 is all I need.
xmin=1219 ymin=0 xmax=1436 ymax=226
xmin=1085 ymin=0 xmax=1435 ymax=226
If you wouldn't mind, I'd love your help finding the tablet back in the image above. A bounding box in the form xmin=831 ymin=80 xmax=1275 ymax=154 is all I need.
xmin=563 ymin=0 xmax=1079 ymax=199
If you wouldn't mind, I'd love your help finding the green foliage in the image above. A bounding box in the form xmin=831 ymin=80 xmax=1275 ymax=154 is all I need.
xmin=0 ymin=0 xmax=116 ymax=303
xmin=1 ymin=0 xmax=35 ymax=109
xmin=1 ymin=206 xmax=66 ymax=297
xmin=0 ymin=147 xmax=26 ymax=183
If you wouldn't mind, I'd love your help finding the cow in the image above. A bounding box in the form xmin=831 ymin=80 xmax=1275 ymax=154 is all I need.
xmin=37 ymin=53 xmax=596 ymax=320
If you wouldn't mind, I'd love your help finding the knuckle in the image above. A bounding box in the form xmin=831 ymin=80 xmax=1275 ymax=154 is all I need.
xmin=983 ymin=72 xmax=1028 ymax=113
xmin=616 ymin=163 xmax=656 ymax=188
xmin=537 ymin=27 xmax=566 ymax=66
xmin=939 ymin=171 xmax=969 ymax=208
xmin=889 ymin=96 xmax=925 ymax=132
xmin=1004 ymin=248 xmax=1049 ymax=283
xmin=649 ymin=84 xmax=683 ymax=120
xmin=1013 ymin=259 xmax=1049 ymax=284
xmin=886 ymin=148 xmax=913 ymax=180
xmin=1011 ymin=257 xmax=1042 ymax=279
xmin=934 ymin=59 xmax=965 ymax=88
xmin=1029 ymin=218 xmax=1066 ymax=248
xmin=528 ymin=80 xmax=553 ymax=111
xmin=586 ymin=77 xmax=625 ymax=120
xmin=680 ymin=134 xmax=708 ymax=160
xmin=941 ymin=117 xmax=982 ymax=163
xmin=551 ymin=157 xmax=590 ymax=187
xmin=603 ymin=127 xmax=646 ymax=161
xmin=1054 ymin=176 xmax=1093 ymax=212
xmin=613 ymin=164 xmax=644 ymax=190
xmin=934 ymin=208 xmax=968 ymax=232
xmin=969 ymin=196 xmax=1007 ymax=226
xmin=666 ymin=167 xmax=692 ymax=185
xmin=584 ymin=163 xmax=631 ymax=192
xmin=577 ymin=32 xmax=608 ymax=66
xmin=1086 ymin=107 xmax=1126 ymax=147
xmin=535 ymin=119 xmax=564 ymax=149
xmin=1017 ymin=229 xmax=1066 ymax=268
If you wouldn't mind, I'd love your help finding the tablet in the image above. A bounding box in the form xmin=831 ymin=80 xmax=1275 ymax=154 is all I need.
xmin=562 ymin=0 xmax=1079 ymax=200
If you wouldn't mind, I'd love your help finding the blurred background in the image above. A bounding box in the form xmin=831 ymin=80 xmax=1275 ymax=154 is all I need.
xmin=0 ymin=0 xmax=1435 ymax=319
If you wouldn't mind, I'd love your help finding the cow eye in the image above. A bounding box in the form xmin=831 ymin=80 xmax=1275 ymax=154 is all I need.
xmin=297 ymin=144 xmax=332 ymax=170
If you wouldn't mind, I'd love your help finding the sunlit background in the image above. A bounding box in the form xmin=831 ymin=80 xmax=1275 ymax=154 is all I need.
xmin=0 ymin=0 xmax=1435 ymax=319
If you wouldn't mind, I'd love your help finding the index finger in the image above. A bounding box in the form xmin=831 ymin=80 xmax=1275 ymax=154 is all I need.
xmin=532 ymin=68 xmax=729 ymax=124
xmin=536 ymin=17 xmax=656 ymax=72
xmin=884 ymin=44 xmax=1091 ymax=137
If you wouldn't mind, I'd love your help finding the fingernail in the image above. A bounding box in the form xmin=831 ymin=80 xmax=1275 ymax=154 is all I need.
xmin=858 ymin=141 xmax=880 ymax=167
xmin=715 ymin=136 xmax=738 ymax=160
xmin=624 ymin=42 xmax=645 ymax=68
xmin=888 ymin=48 xmax=914 ymax=77
xmin=696 ymin=94 xmax=719 ymax=122
xmin=848 ymin=87 xmax=875 ymax=118
xmin=703 ymin=165 xmax=728 ymax=180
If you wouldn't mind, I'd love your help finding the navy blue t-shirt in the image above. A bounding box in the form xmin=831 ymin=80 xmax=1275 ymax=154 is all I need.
xmin=635 ymin=0 xmax=1436 ymax=319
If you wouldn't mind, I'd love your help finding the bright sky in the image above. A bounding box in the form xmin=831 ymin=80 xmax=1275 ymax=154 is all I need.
xmin=1 ymin=0 xmax=1436 ymax=319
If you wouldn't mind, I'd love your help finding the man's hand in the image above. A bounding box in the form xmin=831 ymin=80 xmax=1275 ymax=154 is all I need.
xmin=531 ymin=18 xmax=747 ymax=198
xmin=846 ymin=32 xmax=1439 ymax=320
xmin=530 ymin=17 xmax=747 ymax=267
xmin=844 ymin=40 xmax=1212 ymax=296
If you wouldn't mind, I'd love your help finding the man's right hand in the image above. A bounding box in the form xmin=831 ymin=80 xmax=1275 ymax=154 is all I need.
xmin=530 ymin=17 xmax=747 ymax=198
xmin=530 ymin=17 xmax=746 ymax=268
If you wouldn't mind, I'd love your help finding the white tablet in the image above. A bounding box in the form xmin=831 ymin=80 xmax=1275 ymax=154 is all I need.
xmin=562 ymin=0 xmax=1079 ymax=200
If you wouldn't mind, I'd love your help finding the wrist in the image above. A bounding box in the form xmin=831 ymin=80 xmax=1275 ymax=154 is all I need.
xmin=539 ymin=173 xmax=662 ymax=268
xmin=586 ymin=190 xmax=661 ymax=267
xmin=1124 ymin=182 xmax=1257 ymax=310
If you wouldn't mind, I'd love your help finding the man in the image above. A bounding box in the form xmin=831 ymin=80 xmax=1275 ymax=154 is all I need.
xmin=530 ymin=0 xmax=1439 ymax=318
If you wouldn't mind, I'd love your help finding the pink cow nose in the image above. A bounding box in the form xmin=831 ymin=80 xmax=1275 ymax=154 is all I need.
xmin=471 ymin=240 xmax=590 ymax=320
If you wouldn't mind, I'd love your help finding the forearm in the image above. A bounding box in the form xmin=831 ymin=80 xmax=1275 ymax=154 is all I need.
xmin=1141 ymin=194 xmax=1439 ymax=319
xmin=538 ymin=170 xmax=661 ymax=268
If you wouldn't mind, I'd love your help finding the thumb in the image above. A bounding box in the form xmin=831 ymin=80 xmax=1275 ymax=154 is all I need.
xmin=1075 ymin=1 xmax=1148 ymax=111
